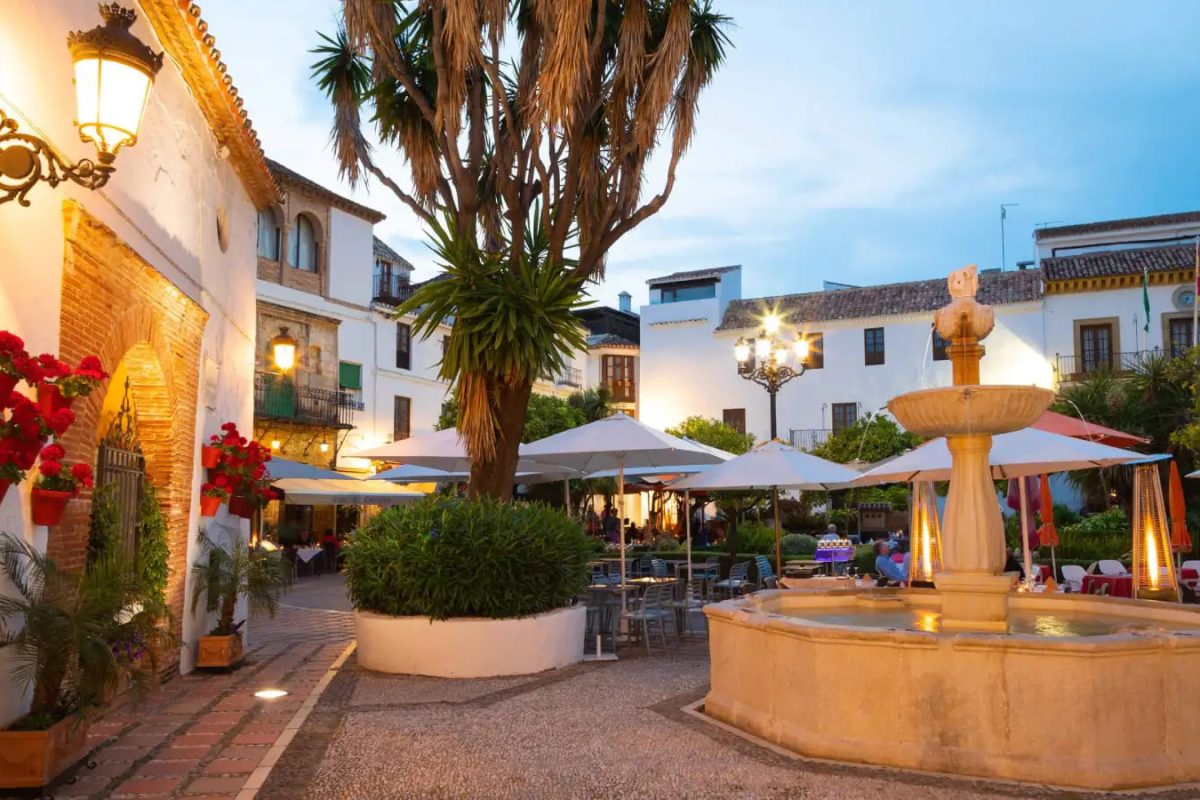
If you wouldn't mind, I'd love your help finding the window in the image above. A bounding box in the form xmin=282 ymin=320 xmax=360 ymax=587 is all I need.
xmin=256 ymin=209 xmax=279 ymax=260
xmin=805 ymin=332 xmax=824 ymax=369
xmin=1079 ymin=323 xmax=1113 ymax=373
xmin=658 ymin=280 xmax=717 ymax=304
xmin=602 ymin=355 xmax=636 ymax=402
xmin=831 ymin=402 xmax=858 ymax=433
xmin=932 ymin=329 xmax=950 ymax=361
xmin=338 ymin=361 xmax=362 ymax=390
xmin=864 ymin=327 xmax=885 ymax=366
xmin=396 ymin=323 xmax=411 ymax=370
xmin=393 ymin=396 xmax=411 ymax=441
xmin=290 ymin=215 xmax=317 ymax=271
xmin=1168 ymin=318 xmax=1194 ymax=358
xmin=722 ymin=408 xmax=746 ymax=435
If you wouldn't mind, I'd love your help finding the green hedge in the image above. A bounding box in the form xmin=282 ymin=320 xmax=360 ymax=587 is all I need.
xmin=345 ymin=497 xmax=592 ymax=620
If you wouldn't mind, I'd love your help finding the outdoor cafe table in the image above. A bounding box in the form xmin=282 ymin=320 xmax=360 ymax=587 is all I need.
xmin=588 ymin=579 xmax=676 ymax=648
xmin=665 ymin=560 xmax=718 ymax=579
xmin=1081 ymin=573 xmax=1133 ymax=598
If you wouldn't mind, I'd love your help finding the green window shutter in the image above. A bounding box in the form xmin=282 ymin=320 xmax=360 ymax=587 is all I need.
xmin=339 ymin=361 xmax=362 ymax=390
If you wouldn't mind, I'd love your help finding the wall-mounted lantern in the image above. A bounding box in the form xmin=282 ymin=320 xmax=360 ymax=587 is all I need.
xmin=269 ymin=327 xmax=298 ymax=372
xmin=908 ymin=481 xmax=943 ymax=585
xmin=1132 ymin=464 xmax=1179 ymax=602
xmin=0 ymin=4 xmax=163 ymax=206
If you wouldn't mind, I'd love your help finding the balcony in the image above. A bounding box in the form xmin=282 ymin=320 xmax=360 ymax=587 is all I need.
xmin=554 ymin=366 xmax=583 ymax=388
xmin=790 ymin=428 xmax=831 ymax=452
xmin=254 ymin=373 xmax=361 ymax=429
xmin=1055 ymin=350 xmax=1157 ymax=382
xmin=373 ymin=272 xmax=416 ymax=306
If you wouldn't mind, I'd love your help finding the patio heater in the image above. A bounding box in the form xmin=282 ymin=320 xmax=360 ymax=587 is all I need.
xmin=1132 ymin=464 xmax=1179 ymax=602
xmin=907 ymin=481 xmax=942 ymax=585
xmin=733 ymin=313 xmax=811 ymax=440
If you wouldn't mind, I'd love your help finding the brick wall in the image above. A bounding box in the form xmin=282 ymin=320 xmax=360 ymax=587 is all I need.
xmin=56 ymin=200 xmax=208 ymax=673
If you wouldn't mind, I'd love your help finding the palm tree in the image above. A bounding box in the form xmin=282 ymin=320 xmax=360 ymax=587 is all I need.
xmin=312 ymin=1 xmax=732 ymax=498
xmin=190 ymin=529 xmax=291 ymax=637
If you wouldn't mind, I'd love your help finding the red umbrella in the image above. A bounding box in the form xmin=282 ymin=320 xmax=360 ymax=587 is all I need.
xmin=1036 ymin=473 xmax=1059 ymax=578
xmin=1169 ymin=461 xmax=1192 ymax=554
xmin=1031 ymin=410 xmax=1148 ymax=449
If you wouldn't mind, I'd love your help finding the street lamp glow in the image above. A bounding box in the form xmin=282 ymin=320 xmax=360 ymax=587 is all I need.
xmin=754 ymin=336 xmax=771 ymax=359
xmin=773 ymin=347 xmax=788 ymax=364
xmin=762 ymin=313 xmax=781 ymax=334
xmin=270 ymin=326 xmax=298 ymax=371
xmin=733 ymin=338 xmax=751 ymax=363
xmin=793 ymin=337 xmax=810 ymax=361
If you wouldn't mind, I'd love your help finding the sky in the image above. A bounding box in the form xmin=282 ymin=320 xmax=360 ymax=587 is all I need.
xmin=199 ymin=0 xmax=1200 ymax=309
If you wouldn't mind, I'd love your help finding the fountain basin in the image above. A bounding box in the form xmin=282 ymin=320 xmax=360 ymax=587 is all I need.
xmin=888 ymin=385 xmax=1053 ymax=437
xmin=705 ymin=590 xmax=1200 ymax=790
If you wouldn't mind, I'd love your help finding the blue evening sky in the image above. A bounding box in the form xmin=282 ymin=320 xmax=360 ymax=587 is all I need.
xmin=201 ymin=1 xmax=1200 ymax=308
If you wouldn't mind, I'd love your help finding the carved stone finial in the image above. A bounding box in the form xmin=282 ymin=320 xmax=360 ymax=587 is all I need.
xmin=947 ymin=264 xmax=979 ymax=300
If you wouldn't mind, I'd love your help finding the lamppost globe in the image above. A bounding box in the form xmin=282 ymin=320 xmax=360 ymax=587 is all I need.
xmin=269 ymin=327 xmax=298 ymax=372
xmin=733 ymin=338 xmax=751 ymax=364
xmin=793 ymin=337 xmax=810 ymax=362
xmin=732 ymin=315 xmax=810 ymax=441
xmin=762 ymin=313 xmax=781 ymax=335
xmin=754 ymin=336 xmax=771 ymax=359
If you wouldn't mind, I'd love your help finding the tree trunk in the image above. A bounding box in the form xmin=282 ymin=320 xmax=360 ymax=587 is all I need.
xmin=218 ymin=592 xmax=237 ymax=636
xmin=468 ymin=377 xmax=533 ymax=500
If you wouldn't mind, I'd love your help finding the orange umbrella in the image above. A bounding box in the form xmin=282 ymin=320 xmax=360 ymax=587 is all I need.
xmin=1169 ymin=461 xmax=1192 ymax=553
xmin=1037 ymin=473 xmax=1059 ymax=547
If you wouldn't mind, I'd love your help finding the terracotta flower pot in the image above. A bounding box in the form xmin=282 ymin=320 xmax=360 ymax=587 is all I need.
xmin=0 ymin=372 xmax=17 ymax=402
xmin=0 ymin=717 xmax=89 ymax=789
xmin=196 ymin=632 xmax=244 ymax=669
xmin=200 ymin=494 xmax=223 ymax=517
xmin=201 ymin=445 xmax=222 ymax=469
xmin=229 ymin=494 xmax=253 ymax=519
xmin=36 ymin=384 xmax=72 ymax=417
xmin=30 ymin=489 xmax=72 ymax=526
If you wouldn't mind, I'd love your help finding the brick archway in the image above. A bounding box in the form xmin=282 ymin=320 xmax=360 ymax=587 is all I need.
xmin=55 ymin=200 xmax=208 ymax=671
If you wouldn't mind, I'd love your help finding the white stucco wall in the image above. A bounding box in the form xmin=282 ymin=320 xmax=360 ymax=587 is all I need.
xmin=1043 ymin=283 xmax=1196 ymax=368
xmin=328 ymin=208 xmax=375 ymax=306
xmin=0 ymin=0 xmax=260 ymax=716
xmin=639 ymin=301 xmax=1049 ymax=443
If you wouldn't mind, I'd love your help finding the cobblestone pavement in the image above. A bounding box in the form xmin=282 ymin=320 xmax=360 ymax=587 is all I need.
xmin=20 ymin=574 xmax=352 ymax=800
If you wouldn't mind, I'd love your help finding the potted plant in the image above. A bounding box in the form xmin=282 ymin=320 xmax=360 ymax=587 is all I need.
xmin=201 ymin=434 xmax=223 ymax=469
xmin=199 ymin=478 xmax=230 ymax=517
xmin=0 ymin=330 xmax=34 ymax=400
xmin=190 ymin=527 xmax=291 ymax=668
xmin=348 ymin=497 xmax=592 ymax=678
xmin=30 ymin=444 xmax=93 ymax=526
xmin=34 ymin=355 xmax=106 ymax=417
xmin=0 ymin=534 xmax=172 ymax=789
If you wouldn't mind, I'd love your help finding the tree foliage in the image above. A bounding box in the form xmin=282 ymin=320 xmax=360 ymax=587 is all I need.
xmin=811 ymin=413 xmax=921 ymax=465
xmin=665 ymin=415 xmax=754 ymax=455
xmin=312 ymin=0 xmax=732 ymax=497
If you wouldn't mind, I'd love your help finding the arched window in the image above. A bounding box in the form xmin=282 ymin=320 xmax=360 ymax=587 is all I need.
xmin=290 ymin=215 xmax=317 ymax=272
xmin=256 ymin=209 xmax=279 ymax=260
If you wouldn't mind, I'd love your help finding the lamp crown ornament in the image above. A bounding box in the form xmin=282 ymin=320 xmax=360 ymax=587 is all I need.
xmin=67 ymin=4 xmax=164 ymax=78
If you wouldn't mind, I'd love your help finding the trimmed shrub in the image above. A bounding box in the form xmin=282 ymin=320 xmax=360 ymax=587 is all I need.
xmin=649 ymin=534 xmax=681 ymax=551
xmin=735 ymin=521 xmax=777 ymax=555
xmin=780 ymin=533 xmax=818 ymax=556
xmin=345 ymin=497 xmax=592 ymax=620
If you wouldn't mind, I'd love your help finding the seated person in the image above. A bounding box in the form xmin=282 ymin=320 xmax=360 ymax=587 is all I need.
xmin=820 ymin=524 xmax=840 ymax=542
xmin=874 ymin=540 xmax=907 ymax=584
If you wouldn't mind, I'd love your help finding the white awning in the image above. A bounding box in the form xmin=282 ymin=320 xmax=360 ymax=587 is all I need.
xmin=273 ymin=478 xmax=423 ymax=506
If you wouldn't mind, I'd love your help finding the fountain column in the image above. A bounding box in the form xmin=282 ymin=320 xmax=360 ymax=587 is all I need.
xmin=888 ymin=266 xmax=1053 ymax=632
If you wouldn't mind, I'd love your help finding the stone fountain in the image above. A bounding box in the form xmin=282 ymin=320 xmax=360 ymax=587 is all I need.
xmin=703 ymin=267 xmax=1200 ymax=791
xmin=889 ymin=265 xmax=1053 ymax=630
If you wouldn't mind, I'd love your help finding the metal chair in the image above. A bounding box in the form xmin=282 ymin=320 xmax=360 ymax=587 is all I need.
xmin=754 ymin=555 xmax=778 ymax=589
xmin=671 ymin=578 xmax=708 ymax=637
xmin=714 ymin=561 xmax=752 ymax=599
xmin=651 ymin=558 xmax=668 ymax=578
xmin=637 ymin=555 xmax=654 ymax=577
xmin=621 ymin=584 xmax=671 ymax=654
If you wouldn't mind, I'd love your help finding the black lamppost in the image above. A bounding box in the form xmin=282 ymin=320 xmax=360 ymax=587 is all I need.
xmin=734 ymin=314 xmax=811 ymax=440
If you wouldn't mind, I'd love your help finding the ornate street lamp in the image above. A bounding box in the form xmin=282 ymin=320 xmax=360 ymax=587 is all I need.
xmin=733 ymin=313 xmax=811 ymax=439
xmin=269 ymin=327 xmax=298 ymax=372
xmin=0 ymin=4 xmax=163 ymax=206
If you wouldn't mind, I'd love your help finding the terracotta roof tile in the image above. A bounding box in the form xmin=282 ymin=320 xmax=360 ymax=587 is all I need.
xmin=1035 ymin=211 xmax=1200 ymax=240
xmin=267 ymin=159 xmax=386 ymax=224
xmin=372 ymin=236 xmax=412 ymax=268
xmin=717 ymin=269 xmax=1042 ymax=331
xmin=647 ymin=265 xmax=739 ymax=286
xmin=1042 ymin=243 xmax=1198 ymax=281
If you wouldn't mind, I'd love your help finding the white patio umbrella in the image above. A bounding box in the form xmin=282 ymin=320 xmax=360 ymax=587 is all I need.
xmin=374 ymin=463 xmax=457 ymax=483
xmin=266 ymin=457 xmax=355 ymax=480
xmin=521 ymin=413 xmax=723 ymax=590
xmin=272 ymin=478 xmax=422 ymax=506
xmin=671 ymin=441 xmax=861 ymax=578
xmin=347 ymin=427 xmax=560 ymax=473
xmin=851 ymin=427 xmax=1143 ymax=589
xmin=1188 ymin=470 xmax=1200 ymax=479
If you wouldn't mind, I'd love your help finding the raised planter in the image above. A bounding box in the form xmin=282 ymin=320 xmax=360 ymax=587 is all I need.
xmin=0 ymin=717 xmax=89 ymax=789
xmin=355 ymin=605 xmax=586 ymax=678
xmin=30 ymin=489 xmax=71 ymax=526
xmin=196 ymin=633 xmax=244 ymax=669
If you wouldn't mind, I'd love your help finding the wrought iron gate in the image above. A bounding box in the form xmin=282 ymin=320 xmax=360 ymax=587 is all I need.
xmin=96 ymin=379 xmax=145 ymax=558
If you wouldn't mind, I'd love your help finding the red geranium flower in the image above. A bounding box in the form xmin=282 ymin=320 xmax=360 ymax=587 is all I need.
xmin=46 ymin=409 xmax=75 ymax=436
xmin=39 ymin=460 xmax=63 ymax=477
xmin=39 ymin=443 xmax=65 ymax=461
xmin=70 ymin=462 xmax=92 ymax=481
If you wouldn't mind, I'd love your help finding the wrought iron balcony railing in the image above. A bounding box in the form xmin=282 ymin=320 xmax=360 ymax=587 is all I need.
xmin=554 ymin=366 xmax=583 ymax=388
xmin=790 ymin=428 xmax=831 ymax=452
xmin=372 ymin=273 xmax=416 ymax=306
xmin=254 ymin=373 xmax=360 ymax=429
xmin=1055 ymin=350 xmax=1157 ymax=381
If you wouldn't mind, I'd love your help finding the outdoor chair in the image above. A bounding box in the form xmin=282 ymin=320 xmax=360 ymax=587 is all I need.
xmin=1182 ymin=560 xmax=1200 ymax=592
xmin=1097 ymin=559 xmax=1128 ymax=576
xmin=621 ymin=584 xmax=672 ymax=655
xmin=651 ymin=558 xmax=668 ymax=578
xmin=754 ymin=556 xmax=778 ymax=589
xmin=605 ymin=562 xmax=622 ymax=584
xmin=713 ymin=561 xmax=752 ymax=599
xmin=1060 ymin=564 xmax=1087 ymax=593
xmin=637 ymin=555 xmax=654 ymax=577
xmin=671 ymin=578 xmax=708 ymax=637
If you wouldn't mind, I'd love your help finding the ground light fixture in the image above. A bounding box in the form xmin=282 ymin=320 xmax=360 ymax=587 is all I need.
xmin=269 ymin=327 xmax=298 ymax=371
xmin=0 ymin=3 xmax=162 ymax=205
xmin=254 ymin=689 xmax=288 ymax=700
xmin=1132 ymin=463 xmax=1179 ymax=602
xmin=907 ymin=481 xmax=943 ymax=585
xmin=733 ymin=312 xmax=812 ymax=439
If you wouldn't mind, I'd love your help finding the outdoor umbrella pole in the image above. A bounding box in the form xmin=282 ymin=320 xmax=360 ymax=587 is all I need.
xmin=618 ymin=455 xmax=626 ymax=609
xmin=1018 ymin=478 xmax=1033 ymax=589
xmin=563 ymin=478 xmax=570 ymax=511
xmin=773 ymin=486 xmax=782 ymax=579
xmin=685 ymin=489 xmax=692 ymax=583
